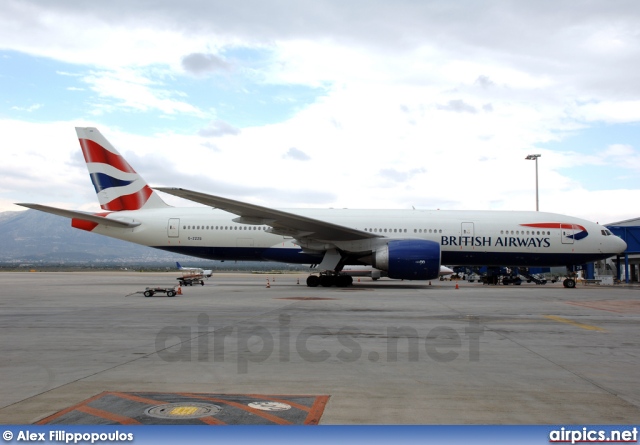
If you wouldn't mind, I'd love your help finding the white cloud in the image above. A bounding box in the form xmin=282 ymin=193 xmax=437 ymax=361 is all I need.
xmin=602 ymin=144 xmax=640 ymax=171
xmin=10 ymin=104 xmax=42 ymax=112
xmin=0 ymin=120 xmax=99 ymax=211
xmin=80 ymin=68 xmax=208 ymax=117
xmin=580 ymin=101 xmax=640 ymax=123
xmin=181 ymin=53 xmax=231 ymax=76
xmin=282 ymin=147 xmax=310 ymax=161
xmin=198 ymin=120 xmax=241 ymax=137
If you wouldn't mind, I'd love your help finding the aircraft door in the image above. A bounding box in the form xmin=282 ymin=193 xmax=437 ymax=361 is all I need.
xmin=168 ymin=218 xmax=180 ymax=238
xmin=561 ymin=223 xmax=574 ymax=244
xmin=461 ymin=222 xmax=474 ymax=237
xmin=237 ymin=238 xmax=254 ymax=247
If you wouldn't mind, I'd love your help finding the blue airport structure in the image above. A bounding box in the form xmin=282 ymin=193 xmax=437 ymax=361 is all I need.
xmin=605 ymin=224 xmax=640 ymax=283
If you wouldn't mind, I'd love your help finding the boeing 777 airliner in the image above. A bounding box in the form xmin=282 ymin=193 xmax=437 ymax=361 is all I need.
xmin=18 ymin=128 xmax=627 ymax=288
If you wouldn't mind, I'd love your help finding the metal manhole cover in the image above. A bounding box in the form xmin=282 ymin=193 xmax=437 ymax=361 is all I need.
xmin=145 ymin=402 xmax=222 ymax=419
xmin=247 ymin=401 xmax=291 ymax=411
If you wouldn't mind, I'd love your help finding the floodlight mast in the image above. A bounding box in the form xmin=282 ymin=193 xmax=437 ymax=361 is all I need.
xmin=525 ymin=154 xmax=541 ymax=211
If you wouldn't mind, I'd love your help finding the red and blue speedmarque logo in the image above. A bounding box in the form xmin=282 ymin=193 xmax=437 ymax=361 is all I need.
xmin=520 ymin=223 xmax=589 ymax=240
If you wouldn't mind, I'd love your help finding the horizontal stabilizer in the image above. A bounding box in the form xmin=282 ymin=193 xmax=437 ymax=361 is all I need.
xmin=16 ymin=203 xmax=141 ymax=228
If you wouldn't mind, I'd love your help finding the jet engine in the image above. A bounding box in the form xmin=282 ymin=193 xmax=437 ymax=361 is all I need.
xmin=371 ymin=239 xmax=441 ymax=280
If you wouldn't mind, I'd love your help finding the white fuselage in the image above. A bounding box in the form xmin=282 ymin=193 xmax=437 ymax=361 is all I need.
xmin=87 ymin=207 xmax=626 ymax=267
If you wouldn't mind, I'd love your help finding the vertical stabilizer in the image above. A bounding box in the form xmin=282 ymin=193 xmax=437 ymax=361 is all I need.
xmin=76 ymin=127 xmax=168 ymax=211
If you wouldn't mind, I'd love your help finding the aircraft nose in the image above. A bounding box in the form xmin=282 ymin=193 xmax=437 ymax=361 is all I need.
xmin=611 ymin=235 xmax=627 ymax=254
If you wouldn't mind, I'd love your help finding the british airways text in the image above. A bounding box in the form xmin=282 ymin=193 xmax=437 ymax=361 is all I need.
xmin=441 ymin=236 xmax=551 ymax=248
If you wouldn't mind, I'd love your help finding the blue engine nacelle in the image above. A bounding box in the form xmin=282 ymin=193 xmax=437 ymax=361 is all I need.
xmin=371 ymin=239 xmax=441 ymax=280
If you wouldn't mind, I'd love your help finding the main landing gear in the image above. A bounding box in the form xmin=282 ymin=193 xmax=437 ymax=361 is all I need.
xmin=306 ymin=272 xmax=353 ymax=287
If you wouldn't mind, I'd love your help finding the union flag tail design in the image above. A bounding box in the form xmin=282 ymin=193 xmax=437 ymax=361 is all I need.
xmin=76 ymin=127 xmax=168 ymax=211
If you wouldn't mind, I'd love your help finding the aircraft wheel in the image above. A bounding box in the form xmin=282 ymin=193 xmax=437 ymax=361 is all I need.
xmin=320 ymin=275 xmax=334 ymax=287
xmin=306 ymin=275 xmax=320 ymax=287
xmin=336 ymin=275 xmax=352 ymax=287
xmin=200 ymin=281 xmax=204 ymax=286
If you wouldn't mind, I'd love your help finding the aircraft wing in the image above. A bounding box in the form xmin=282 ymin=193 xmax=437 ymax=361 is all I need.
xmin=16 ymin=204 xmax=141 ymax=228
xmin=155 ymin=187 xmax=380 ymax=242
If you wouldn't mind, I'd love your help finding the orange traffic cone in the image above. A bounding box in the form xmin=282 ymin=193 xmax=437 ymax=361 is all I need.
xmin=455 ymin=282 xmax=459 ymax=289
xmin=266 ymin=279 xmax=271 ymax=288
xmin=177 ymin=286 xmax=182 ymax=295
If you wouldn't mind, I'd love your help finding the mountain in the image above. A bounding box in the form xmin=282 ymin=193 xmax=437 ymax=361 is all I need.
xmin=0 ymin=209 xmax=187 ymax=264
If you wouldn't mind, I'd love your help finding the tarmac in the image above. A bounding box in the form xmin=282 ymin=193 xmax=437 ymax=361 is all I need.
xmin=0 ymin=271 xmax=639 ymax=424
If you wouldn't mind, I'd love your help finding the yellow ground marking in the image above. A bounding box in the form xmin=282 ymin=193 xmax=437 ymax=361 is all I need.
xmin=544 ymin=315 xmax=606 ymax=332
xmin=169 ymin=406 xmax=201 ymax=416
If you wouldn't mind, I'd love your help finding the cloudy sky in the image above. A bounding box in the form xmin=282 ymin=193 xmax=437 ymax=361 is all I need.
xmin=1 ymin=0 xmax=639 ymax=224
